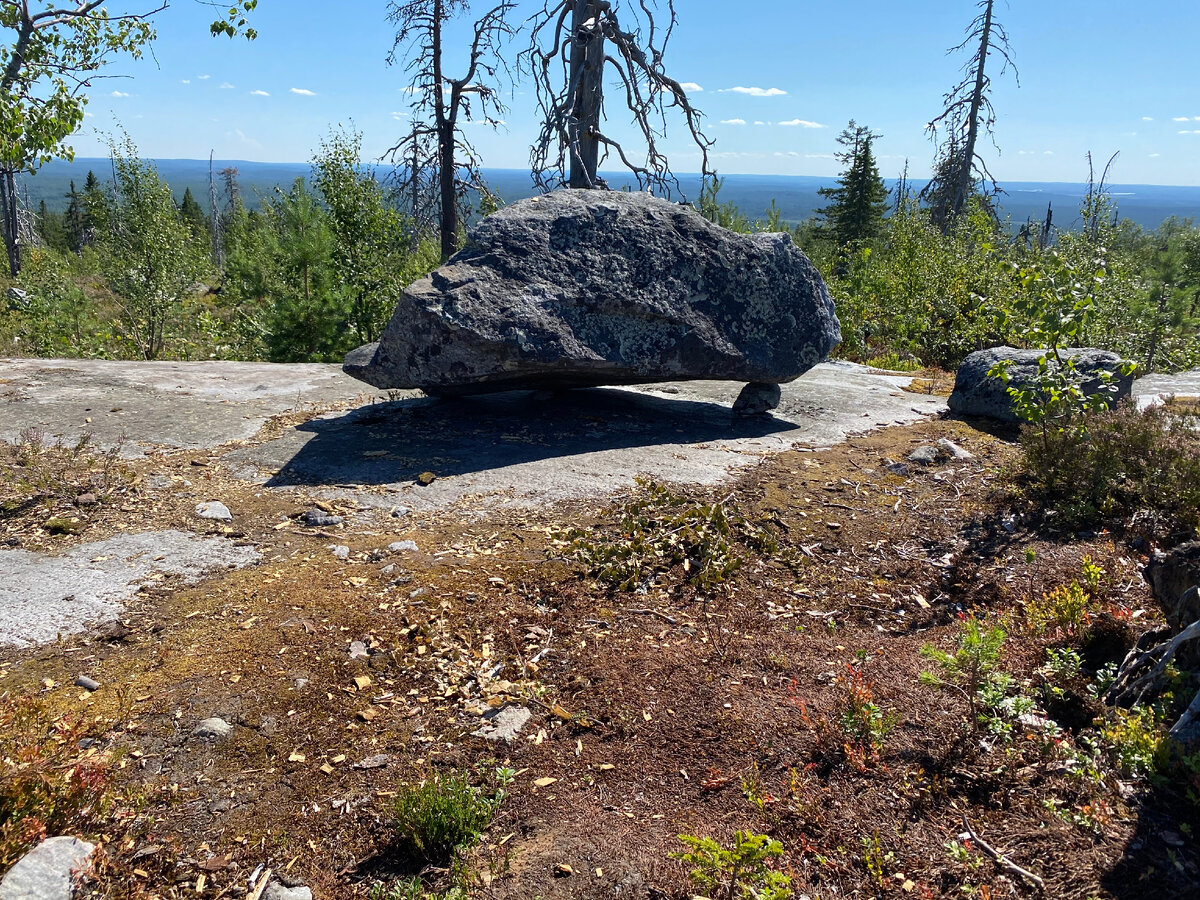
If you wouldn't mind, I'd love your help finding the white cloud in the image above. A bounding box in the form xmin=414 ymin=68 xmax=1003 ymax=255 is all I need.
xmin=804 ymin=153 xmax=835 ymax=159
xmin=1149 ymin=152 xmax=1161 ymax=157
xmin=197 ymin=74 xmax=211 ymax=80
xmin=1142 ymin=116 xmax=1154 ymax=121
xmin=753 ymin=120 xmax=768 ymax=126
xmin=219 ymin=82 xmax=235 ymax=89
xmin=181 ymin=79 xmax=191 ymax=85
xmin=778 ymin=118 xmax=825 ymax=128
xmin=718 ymin=86 xmax=787 ymax=97
xmin=1195 ymin=117 xmax=1200 ymax=122
xmin=720 ymin=118 xmax=746 ymax=125
xmin=227 ymin=128 xmax=262 ymax=150
xmin=111 ymin=90 xmax=129 ymax=98
xmin=291 ymin=88 xmax=317 ymax=96
xmin=679 ymin=82 xmax=702 ymax=92
xmin=250 ymin=89 xmax=269 ymax=96
xmin=1173 ymin=116 xmax=1191 ymax=122
xmin=1044 ymin=150 xmax=1054 ymax=155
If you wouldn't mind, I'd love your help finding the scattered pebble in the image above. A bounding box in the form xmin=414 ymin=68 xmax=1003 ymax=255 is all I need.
xmin=352 ymin=753 xmax=393 ymax=770
xmin=936 ymin=437 xmax=974 ymax=459
xmin=417 ymin=471 xmax=437 ymax=486
xmin=73 ymin=675 xmax=100 ymax=692
xmin=390 ymin=506 xmax=411 ymax=518
xmin=907 ymin=446 xmax=940 ymax=465
xmin=348 ymin=641 xmax=369 ymax=660
xmin=472 ymin=705 xmax=532 ymax=743
xmin=193 ymin=717 xmax=233 ymax=740
xmin=75 ymin=493 xmax=97 ymax=507
xmin=329 ymin=545 xmax=350 ymax=561
xmin=195 ymin=501 xmax=233 ymax=521
xmin=264 ymin=883 xmax=313 ymax=900
xmin=302 ymin=509 xmax=344 ymax=527
xmin=388 ymin=540 xmax=419 ymax=553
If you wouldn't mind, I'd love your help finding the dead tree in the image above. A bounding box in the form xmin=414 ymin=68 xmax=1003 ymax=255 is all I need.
xmin=921 ymin=0 xmax=1017 ymax=231
xmin=525 ymin=0 xmax=713 ymax=194
xmin=386 ymin=0 xmax=514 ymax=261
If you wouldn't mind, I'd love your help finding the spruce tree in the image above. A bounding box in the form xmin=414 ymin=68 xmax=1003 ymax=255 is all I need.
xmin=179 ymin=187 xmax=209 ymax=239
xmin=816 ymin=121 xmax=889 ymax=249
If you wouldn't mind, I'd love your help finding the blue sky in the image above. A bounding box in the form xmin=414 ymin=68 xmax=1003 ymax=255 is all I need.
xmin=67 ymin=0 xmax=1200 ymax=185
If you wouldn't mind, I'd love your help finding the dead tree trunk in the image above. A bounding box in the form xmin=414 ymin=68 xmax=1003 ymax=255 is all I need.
xmin=567 ymin=0 xmax=605 ymax=188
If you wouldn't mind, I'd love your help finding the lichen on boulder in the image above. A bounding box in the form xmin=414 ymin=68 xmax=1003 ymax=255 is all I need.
xmin=344 ymin=190 xmax=840 ymax=397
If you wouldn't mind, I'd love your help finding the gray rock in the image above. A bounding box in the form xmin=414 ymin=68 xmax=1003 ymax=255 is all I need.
xmin=733 ymin=382 xmax=782 ymax=416
xmin=1146 ymin=542 xmax=1200 ymax=632
xmin=883 ymin=458 xmax=910 ymax=477
xmin=388 ymin=540 xmax=418 ymax=553
xmin=329 ymin=545 xmax=350 ymax=561
xmin=73 ymin=675 xmax=100 ymax=692
xmin=302 ymin=509 xmax=343 ymax=527
xmin=390 ymin=506 xmax=412 ymax=518
xmin=352 ymin=753 xmax=392 ymax=770
xmin=907 ymin=446 xmax=940 ymax=465
xmin=0 ymin=836 xmax=95 ymax=900
xmin=144 ymin=475 xmax=177 ymax=491
xmin=344 ymin=190 xmax=840 ymax=396
xmin=264 ymin=883 xmax=313 ymax=900
xmin=472 ymin=705 xmax=532 ymax=743
xmin=948 ymin=346 xmax=1134 ymax=423
xmin=6 ymin=287 xmax=29 ymax=311
xmin=193 ymin=717 xmax=233 ymax=740
xmin=195 ymin=501 xmax=233 ymax=521
xmin=348 ymin=640 xmax=369 ymax=660
xmin=936 ymin=438 xmax=974 ymax=460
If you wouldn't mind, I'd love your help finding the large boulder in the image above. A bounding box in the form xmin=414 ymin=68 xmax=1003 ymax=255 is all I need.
xmin=344 ymin=190 xmax=840 ymax=397
xmin=1146 ymin=542 xmax=1200 ymax=632
xmin=0 ymin=836 xmax=95 ymax=900
xmin=948 ymin=346 xmax=1134 ymax=423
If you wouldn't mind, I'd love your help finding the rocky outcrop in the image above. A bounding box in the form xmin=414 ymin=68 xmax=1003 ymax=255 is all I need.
xmin=948 ymin=346 xmax=1134 ymax=422
xmin=0 ymin=836 xmax=95 ymax=900
xmin=344 ymin=190 xmax=840 ymax=397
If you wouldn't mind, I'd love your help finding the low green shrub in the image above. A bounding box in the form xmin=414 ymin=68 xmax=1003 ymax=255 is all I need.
xmin=0 ymin=693 xmax=115 ymax=869
xmin=674 ymin=831 xmax=792 ymax=900
xmin=558 ymin=478 xmax=777 ymax=591
xmin=1015 ymin=403 xmax=1200 ymax=540
xmin=392 ymin=768 xmax=509 ymax=864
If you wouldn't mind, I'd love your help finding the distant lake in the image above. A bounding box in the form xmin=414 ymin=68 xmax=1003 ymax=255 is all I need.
xmin=19 ymin=159 xmax=1200 ymax=233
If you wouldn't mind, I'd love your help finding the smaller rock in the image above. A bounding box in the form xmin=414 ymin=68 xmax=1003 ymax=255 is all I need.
xmin=0 ymin=836 xmax=95 ymax=900
xmin=144 ymin=475 xmax=177 ymax=491
xmin=195 ymin=501 xmax=233 ymax=522
xmin=380 ymin=564 xmax=396 ymax=576
xmin=907 ymin=446 xmax=940 ymax=465
xmin=883 ymin=458 xmax=909 ymax=477
xmin=264 ymin=883 xmax=313 ymax=900
xmin=6 ymin=286 xmax=29 ymax=310
xmin=74 ymin=675 xmax=101 ymax=692
xmin=257 ymin=715 xmax=279 ymax=737
xmin=733 ymin=382 xmax=782 ymax=416
xmin=390 ymin=506 xmax=411 ymax=518
xmin=352 ymin=753 xmax=393 ymax=770
xmin=388 ymin=540 xmax=419 ymax=553
xmin=302 ymin=509 xmax=344 ymax=527
xmin=193 ymin=717 xmax=233 ymax=740
xmin=329 ymin=545 xmax=350 ymax=561
xmin=936 ymin=438 xmax=974 ymax=460
xmin=472 ymin=705 xmax=532 ymax=743
xmin=75 ymin=493 xmax=98 ymax=507
xmin=417 ymin=471 xmax=437 ymax=486
xmin=553 ymin=864 xmax=574 ymax=878
xmin=348 ymin=640 xmax=369 ymax=660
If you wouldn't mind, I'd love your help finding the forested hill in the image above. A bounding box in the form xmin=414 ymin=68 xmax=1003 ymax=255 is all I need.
xmin=18 ymin=158 xmax=1200 ymax=232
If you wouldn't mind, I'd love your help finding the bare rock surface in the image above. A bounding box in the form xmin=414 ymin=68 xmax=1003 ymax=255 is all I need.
xmin=0 ymin=358 xmax=376 ymax=457
xmin=0 ymin=531 xmax=260 ymax=646
xmin=230 ymin=362 xmax=946 ymax=511
xmin=344 ymin=191 xmax=840 ymax=395
xmin=0 ymin=836 xmax=95 ymax=900
xmin=948 ymin=346 xmax=1135 ymax=422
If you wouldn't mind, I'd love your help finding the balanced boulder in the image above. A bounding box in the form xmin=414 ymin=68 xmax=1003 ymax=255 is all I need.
xmin=344 ymin=190 xmax=840 ymax=397
xmin=948 ymin=346 xmax=1134 ymax=423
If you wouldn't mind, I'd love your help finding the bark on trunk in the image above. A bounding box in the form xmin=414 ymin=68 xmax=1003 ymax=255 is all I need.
xmin=568 ymin=0 xmax=604 ymax=188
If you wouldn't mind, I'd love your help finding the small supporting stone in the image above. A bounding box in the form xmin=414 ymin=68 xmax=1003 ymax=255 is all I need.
xmin=733 ymin=382 xmax=782 ymax=416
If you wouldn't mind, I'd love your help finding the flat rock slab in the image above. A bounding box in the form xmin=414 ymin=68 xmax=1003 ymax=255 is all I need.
xmin=1133 ymin=368 xmax=1200 ymax=409
xmin=0 ymin=358 xmax=376 ymax=457
xmin=0 ymin=531 xmax=260 ymax=646
xmin=0 ymin=836 xmax=94 ymax=900
xmin=228 ymin=362 xmax=946 ymax=510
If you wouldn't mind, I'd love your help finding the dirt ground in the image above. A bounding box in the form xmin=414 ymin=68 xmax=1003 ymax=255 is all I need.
xmin=0 ymin=401 xmax=1195 ymax=900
